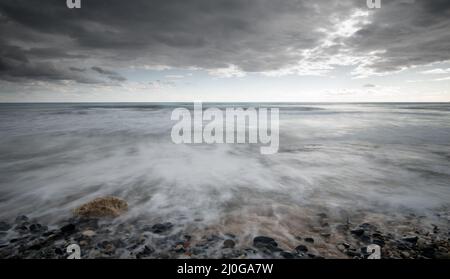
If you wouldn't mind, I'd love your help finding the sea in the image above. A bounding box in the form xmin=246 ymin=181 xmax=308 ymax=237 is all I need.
xmin=0 ymin=103 xmax=449 ymax=249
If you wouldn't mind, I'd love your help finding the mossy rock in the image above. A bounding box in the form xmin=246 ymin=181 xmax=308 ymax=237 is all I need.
xmin=74 ymin=197 xmax=128 ymax=218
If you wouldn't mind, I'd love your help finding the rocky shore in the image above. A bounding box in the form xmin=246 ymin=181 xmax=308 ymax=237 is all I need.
xmin=0 ymin=198 xmax=449 ymax=259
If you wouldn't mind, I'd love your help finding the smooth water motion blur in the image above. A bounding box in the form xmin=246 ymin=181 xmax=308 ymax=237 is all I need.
xmin=0 ymin=103 xmax=450 ymax=252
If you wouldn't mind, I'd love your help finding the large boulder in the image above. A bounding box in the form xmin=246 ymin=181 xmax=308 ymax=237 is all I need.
xmin=74 ymin=197 xmax=128 ymax=218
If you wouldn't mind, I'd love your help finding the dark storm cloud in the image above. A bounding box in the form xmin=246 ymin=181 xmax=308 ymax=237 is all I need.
xmin=0 ymin=0 xmax=449 ymax=85
xmin=346 ymin=0 xmax=450 ymax=73
xmin=91 ymin=66 xmax=127 ymax=81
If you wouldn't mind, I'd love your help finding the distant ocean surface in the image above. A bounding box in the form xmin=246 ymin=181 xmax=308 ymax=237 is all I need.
xmin=1 ymin=103 xmax=450 ymax=242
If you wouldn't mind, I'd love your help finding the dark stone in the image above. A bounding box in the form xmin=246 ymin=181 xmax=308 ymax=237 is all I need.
xmin=253 ymin=236 xmax=278 ymax=247
xmin=373 ymin=238 xmax=385 ymax=247
xmin=360 ymin=235 xmax=371 ymax=243
xmin=136 ymin=245 xmax=155 ymax=259
xmin=295 ymin=245 xmax=308 ymax=253
xmin=372 ymin=233 xmax=383 ymax=238
xmin=29 ymin=223 xmax=43 ymax=233
xmin=280 ymin=251 xmax=295 ymax=259
xmin=151 ymin=222 xmax=173 ymax=234
xmin=346 ymin=249 xmax=361 ymax=257
xmin=0 ymin=221 xmax=11 ymax=231
xmin=351 ymin=228 xmax=365 ymax=236
xmin=60 ymin=223 xmax=76 ymax=234
xmin=253 ymin=236 xmax=280 ymax=252
xmin=15 ymin=225 xmax=28 ymax=233
xmin=223 ymin=239 xmax=236 ymax=249
xmin=304 ymin=237 xmax=314 ymax=243
xmin=402 ymin=236 xmax=418 ymax=244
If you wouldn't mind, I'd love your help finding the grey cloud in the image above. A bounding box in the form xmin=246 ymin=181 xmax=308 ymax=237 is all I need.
xmin=69 ymin=67 xmax=86 ymax=72
xmin=346 ymin=0 xmax=450 ymax=73
xmin=0 ymin=0 xmax=449 ymax=86
xmin=91 ymin=66 xmax=127 ymax=82
xmin=91 ymin=66 xmax=116 ymax=76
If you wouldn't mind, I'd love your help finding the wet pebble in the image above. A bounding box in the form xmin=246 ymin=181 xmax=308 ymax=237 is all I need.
xmin=304 ymin=237 xmax=314 ymax=243
xmin=151 ymin=223 xmax=173 ymax=234
xmin=223 ymin=239 xmax=235 ymax=249
xmin=60 ymin=223 xmax=76 ymax=234
xmin=295 ymin=245 xmax=308 ymax=253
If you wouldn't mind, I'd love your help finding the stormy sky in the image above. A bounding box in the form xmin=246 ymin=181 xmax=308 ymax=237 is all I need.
xmin=0 ymin=0 xmax=449 ymax=102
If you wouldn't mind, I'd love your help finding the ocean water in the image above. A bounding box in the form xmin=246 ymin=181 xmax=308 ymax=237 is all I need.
xmin=0 ymin=103 xmax=450 ymax=246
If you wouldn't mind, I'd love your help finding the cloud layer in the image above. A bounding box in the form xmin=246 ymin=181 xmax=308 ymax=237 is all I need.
xmin=0 ymin=0 xmax=449 ymax=85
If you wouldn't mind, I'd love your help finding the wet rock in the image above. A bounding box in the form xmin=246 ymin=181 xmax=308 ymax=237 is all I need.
xmin=15 ymin=225 xmax=28 ymax=233
xmin=136 ymin=245 xmax=154 ymax=258
xmin=402 ymin=235 xmax=418 ymax=244
xmin=253 ymin=236 xmax=278 ymax=248
xmin=304 ymin=237 xmax=314 ymax=243
xmin=280 ymin=251 xmax=295 ymax=259
xmin=60 ymin=223 xmax=76 ymax=234
xmin=151 ymin=222 xmax=173 ymax=234
xmin=346 ymin=249 xmax=361 ymax=258
xmin=351 ymin=228 xmax=365 ymax=236
xmin=223 ymin=239 xmax=236 ymax=249
xmin=29 ymin=223 xmax=46 ymax=233
xmin=74 ymin=197 xmax=128 ymax=218
xmin=295 ymin=245 xmax=308 ymax=253
xmin=0 ymin=221 xmax=11 ymax=231
xmin=373 ymin=238 xmax=385 ymax=247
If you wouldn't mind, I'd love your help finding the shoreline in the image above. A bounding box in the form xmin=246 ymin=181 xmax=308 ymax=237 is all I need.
xmin=1 ymin=211 xmax=449 ymax=259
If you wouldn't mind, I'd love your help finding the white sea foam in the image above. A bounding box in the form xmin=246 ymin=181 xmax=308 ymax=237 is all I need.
xmin=0 ymin=103 xmax=449 ymax=235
